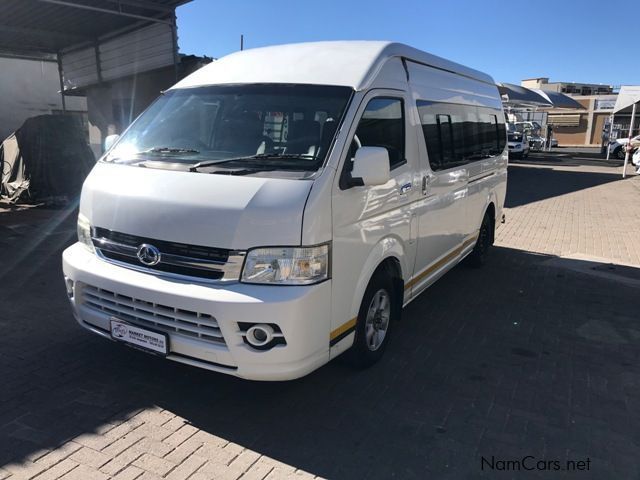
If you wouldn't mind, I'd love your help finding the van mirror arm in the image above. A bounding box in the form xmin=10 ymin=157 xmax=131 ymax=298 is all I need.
xmin=340 ymin=170 xmax=365 ymax=189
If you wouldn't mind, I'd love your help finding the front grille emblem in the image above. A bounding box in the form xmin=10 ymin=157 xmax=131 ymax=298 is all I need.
xmin=136 ymin=244 xmax=161 ymax=266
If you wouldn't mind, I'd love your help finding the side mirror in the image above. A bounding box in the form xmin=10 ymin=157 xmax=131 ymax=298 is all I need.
xmin=350 ymin=146 xmax=391 ymax=187
xmin=104 ymin=134 xmax=120 ymax=152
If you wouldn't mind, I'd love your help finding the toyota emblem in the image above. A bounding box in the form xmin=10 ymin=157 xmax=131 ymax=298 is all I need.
xmin=136 ymin=243 xmax=161 ymax=266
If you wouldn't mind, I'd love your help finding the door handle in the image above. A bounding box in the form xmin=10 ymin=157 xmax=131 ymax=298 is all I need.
xmin=422 ymin=174 xmax=435 ymax=195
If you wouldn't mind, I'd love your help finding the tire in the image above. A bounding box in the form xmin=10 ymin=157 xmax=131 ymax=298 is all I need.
xmin=523 ymin=150 xmax=529 ymax=159
xmin=345 ymin=271 xmax=398 ymax=368
xmin=616 ymin=147 xmax=626 ymax=160
xmin=467 ymin=211 xmax=494 ymax=268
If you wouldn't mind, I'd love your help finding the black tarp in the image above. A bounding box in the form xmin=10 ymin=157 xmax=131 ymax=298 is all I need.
xmin=0 ymin=114 xmax=95 ymax=204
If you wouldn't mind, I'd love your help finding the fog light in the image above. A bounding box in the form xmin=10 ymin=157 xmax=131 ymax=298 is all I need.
xmin=246 ymin=324 xmax=274 ymax=347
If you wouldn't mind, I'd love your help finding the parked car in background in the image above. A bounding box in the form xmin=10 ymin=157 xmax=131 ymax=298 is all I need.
xmin=514 ymin=121 xmax=542 ymax=137
xmin=62 ymin=41 xmax=508 ymax=380
xmin=609 ymin=135 xmax=640 ymax=159
xmin=528 ymin=135 xmax=545 ymax=151
xmin=508 ymin=132 xmax=530 ymax=158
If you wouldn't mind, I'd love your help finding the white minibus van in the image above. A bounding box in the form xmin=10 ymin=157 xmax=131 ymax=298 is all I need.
xmin=62 ymin=41 xmax=507 ymax=380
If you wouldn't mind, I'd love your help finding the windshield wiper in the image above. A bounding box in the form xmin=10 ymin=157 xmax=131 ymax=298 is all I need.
xmin=189 ymin=153 xmax=317 ymax=172
xmin=144 ymin=147 xmax=200 ymax=154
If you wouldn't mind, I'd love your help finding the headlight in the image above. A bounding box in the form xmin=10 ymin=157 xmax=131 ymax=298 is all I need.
xmin=241 ymin=244 xmax=330 ymax=285
xmin=77 ymin=214 xmax=95 ymax=253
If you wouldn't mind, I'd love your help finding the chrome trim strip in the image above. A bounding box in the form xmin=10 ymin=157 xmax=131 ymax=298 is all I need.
xmin=91 ymin=234 xmax=245 ymax=282
xmin=95 ymin=250 xmax=245 ymax=284
xmin=468 ymin=171 xmax=496 ymax=185
xmin=92 ymin=237 xmax=137 ymax=255
xmin=160 ymin=252 xmax=227 ymax=269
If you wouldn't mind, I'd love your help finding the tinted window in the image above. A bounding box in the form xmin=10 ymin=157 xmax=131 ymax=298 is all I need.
xmin=418 ymin=101 xmax=506 ymax=171
xmin=354 ymin=97 xmax=405 ymax=169
xmin=108 ymin=84 xmax=353 ymax=174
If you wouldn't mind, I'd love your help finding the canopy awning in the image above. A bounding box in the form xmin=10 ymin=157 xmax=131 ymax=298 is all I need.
xmin=532 ymin=89 xmax=585 ymax=110
xmin=613 ymin=85 xmax=640 ymax=113
xmin=498 ymin=83 xmax=553 ymax=107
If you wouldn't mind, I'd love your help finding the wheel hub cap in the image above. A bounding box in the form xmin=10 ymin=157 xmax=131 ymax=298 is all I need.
xmin=365 ymin=289 xmax=391 ymax=351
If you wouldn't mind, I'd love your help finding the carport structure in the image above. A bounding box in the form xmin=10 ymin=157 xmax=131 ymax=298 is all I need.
xmin=0 ymin=0 xmax=203 ymax=156
xmin=0 ymin=0 xmax=189 ymax=110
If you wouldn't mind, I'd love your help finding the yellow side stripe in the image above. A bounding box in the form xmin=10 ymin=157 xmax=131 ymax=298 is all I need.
xmin=404 ymin=234 xmax=478 ymax=290
xmin=330 ymin=317 xmax=357 ymax=341
xmin=330 ymin=233 xmax=478 ymax=344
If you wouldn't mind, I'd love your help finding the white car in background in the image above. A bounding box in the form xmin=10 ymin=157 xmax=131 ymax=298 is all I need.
xmin=508 ymin=132 xmax=530 ymax=159
xmin=609 ymin=135 xmax=639 ymax=159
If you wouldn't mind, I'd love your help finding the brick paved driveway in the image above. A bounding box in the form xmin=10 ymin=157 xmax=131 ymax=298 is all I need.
xmin=1 ymin=151 xmax=640 ymax=479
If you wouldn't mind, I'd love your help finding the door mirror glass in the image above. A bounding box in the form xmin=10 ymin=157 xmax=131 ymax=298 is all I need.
xmin=104 ymin=134 xmax=120 ymax=152
xmin=351 ymin=146 xmax=390 ymax=186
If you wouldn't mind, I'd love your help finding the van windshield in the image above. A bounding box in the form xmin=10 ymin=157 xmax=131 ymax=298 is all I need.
xmin=105 ymin=84 xmax=353 ymax=175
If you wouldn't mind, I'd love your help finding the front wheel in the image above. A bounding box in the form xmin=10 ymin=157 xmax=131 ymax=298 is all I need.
xmin=616 ymin=147 xmax=626 ymax=160
xmin=345 ymin=272 xmax=397 ymax=368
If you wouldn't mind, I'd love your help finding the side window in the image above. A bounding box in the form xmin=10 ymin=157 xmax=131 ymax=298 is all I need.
xmin=496 ymin=116 xmax=507 ymax=152
xmin=418 ymin=100 xmax=505 ymax=170
xmin=354 ymin=97 xmax=406 ymax=169
xmin=437 ymin=114 xmax=455 ymax=166
xmin=419 ymin=108 xmax=440 ymax=170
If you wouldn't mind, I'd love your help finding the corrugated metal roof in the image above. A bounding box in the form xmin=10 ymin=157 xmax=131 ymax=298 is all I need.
xmin=0 ymin=0 xmax=190 ymax=55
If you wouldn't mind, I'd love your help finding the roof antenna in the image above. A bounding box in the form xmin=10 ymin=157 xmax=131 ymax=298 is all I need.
xmin=240 ymin=34 xmax=244 ymax=51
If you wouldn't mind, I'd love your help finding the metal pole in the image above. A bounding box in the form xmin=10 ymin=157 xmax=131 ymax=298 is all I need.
xmin=240 ymin=34 xmax=244 ymax=51
xmin=56 ymin=52 xmax=66 ymax=112
xmin=622 ymin=102 xmax=637 ymax=178
xmin=171 ymin=11 xmax=179 ymax=82
xmin=606 ymin=113 xmax=614 ymax=160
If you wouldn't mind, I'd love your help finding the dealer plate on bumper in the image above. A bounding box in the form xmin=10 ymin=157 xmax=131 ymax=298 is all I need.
xmin=110 ymin=318 xmax=168 ymax=356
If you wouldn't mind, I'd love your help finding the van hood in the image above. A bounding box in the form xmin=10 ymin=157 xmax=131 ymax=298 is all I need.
xmin=80 ymin=163 xmax=312 ymax=250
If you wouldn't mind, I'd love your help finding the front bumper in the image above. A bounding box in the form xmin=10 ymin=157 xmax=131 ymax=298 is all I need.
xmin=62 ymin=243 xmax=332 ymax=381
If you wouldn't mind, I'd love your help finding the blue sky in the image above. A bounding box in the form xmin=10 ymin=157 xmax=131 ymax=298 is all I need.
xmin=176 ymin=0 xmax=638 ymax=87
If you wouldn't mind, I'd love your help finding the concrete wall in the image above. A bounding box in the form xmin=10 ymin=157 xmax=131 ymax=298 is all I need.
xmin=552 ymin=116 xmax=589 ymax=146
xmin=590 ymin=113 xmax=610 ymax=145
xmin=0 ymin=56 xmax=86 ymax=140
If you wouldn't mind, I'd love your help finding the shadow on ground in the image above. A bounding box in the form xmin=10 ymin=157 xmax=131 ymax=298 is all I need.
xmin=505 ymin=163 xmax=626 ymax=208
xmin=1 ymin=209 xmax=639 ymax=479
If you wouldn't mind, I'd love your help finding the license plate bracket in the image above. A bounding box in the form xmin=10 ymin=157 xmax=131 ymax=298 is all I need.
xmin=110 ymin=318 xmax=169 ymax=356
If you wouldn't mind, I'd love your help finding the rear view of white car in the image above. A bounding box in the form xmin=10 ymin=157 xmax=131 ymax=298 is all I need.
xmin=508 ymin=131 xmax=530 ymax=158
xmin=62 ymin=41 xmax=508 ymax=380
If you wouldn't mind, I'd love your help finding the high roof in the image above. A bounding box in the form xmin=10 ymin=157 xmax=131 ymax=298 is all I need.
xmin=172 ymin=41 xmax=495 ymax=91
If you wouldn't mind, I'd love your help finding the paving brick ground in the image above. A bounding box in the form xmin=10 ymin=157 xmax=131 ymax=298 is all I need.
xmin=1 ymin=150 xmax=640 ymax=479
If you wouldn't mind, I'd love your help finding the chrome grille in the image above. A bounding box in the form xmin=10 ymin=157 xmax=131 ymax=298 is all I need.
xmin=91 ymin=227 xmax=245 ymax=282
xmin=80 ymin=284 xmax=225 ymax=344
